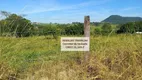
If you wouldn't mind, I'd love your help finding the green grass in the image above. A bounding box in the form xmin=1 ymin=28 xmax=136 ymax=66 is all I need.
xmin=0 ymin=34 xmax=142 ymax=80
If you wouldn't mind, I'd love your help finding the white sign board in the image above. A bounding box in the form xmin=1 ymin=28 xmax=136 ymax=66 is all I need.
xmin=61 ymin=37 xmax=90 ymax=51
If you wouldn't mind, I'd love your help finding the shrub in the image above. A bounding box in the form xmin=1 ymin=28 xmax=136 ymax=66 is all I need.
xmin=94 ymin=28 xmax=102 ymax=35
xmin=101 ymin=23 xmax=112 ymax=35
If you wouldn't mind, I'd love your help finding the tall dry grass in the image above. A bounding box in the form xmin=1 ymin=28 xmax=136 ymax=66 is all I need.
xmin=0 ymin=34 xmax=142 ymax=80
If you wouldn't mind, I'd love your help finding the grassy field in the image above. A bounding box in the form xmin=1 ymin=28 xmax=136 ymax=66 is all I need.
xmin=0 ymin=34 xmax=142 ymax=80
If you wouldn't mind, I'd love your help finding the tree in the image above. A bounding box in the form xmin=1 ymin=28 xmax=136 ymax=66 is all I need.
xmin=117 ymin=22 xmax=136 ymax=34
xmin=65 ymin=23 xmax=84 ymax=35
xmin=101 ymin=23 xmax=112 ymax=35
xmin=135 ymin=21 xmax=142 ymax=32
xmin=0 ymin=13 xmax=33 ymax=37
xmin=0 ymin=11 xmax=11 ymax=18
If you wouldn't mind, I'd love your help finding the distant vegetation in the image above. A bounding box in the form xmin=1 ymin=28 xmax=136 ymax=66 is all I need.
xmin=0 ymin=11 xmax=142 ymax=38
xmin=117 ymin=21 xmax=142 ymax=34
xmin=0 ymin=11 xmax=85 ymax=38
xmin=102 ymin=15 xmax=142 ymax=24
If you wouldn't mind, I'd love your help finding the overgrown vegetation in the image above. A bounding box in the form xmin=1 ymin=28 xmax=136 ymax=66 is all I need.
xmin=0 ymin=35 xmax=142 ymax=80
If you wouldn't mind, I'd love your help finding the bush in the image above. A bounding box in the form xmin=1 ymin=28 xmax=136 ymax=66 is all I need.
xmin=94 ymin=28 xmax=102 ymax=35
xmin=101 ymin=23 xmax=112 ymax=35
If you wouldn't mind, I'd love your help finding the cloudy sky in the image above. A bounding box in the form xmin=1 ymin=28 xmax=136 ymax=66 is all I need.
xmin=0 ymin=0 xmax=142 ymax=23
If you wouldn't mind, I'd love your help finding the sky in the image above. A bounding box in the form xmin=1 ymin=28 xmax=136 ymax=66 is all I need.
xmin=0 ymin=0 xmax=142 ymax=23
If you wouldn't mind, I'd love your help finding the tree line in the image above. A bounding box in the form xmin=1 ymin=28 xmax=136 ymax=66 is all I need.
xmin=117 ymin=21 xmax=142 ymax=33
xmin=0 ymin=11 xmax=142 ymax=38
xmin=94 ymin=21 xmax=142 ymax=35
xmin=0 ymin=11 xmax=84 ymax=37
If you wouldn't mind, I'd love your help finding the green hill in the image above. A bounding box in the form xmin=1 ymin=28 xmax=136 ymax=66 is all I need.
xmin=102 ymin=15 xmax=142 ymax=24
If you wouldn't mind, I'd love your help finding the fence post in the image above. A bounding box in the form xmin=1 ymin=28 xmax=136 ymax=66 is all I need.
xmin=84 ymin=16 xmax=90 ymax=62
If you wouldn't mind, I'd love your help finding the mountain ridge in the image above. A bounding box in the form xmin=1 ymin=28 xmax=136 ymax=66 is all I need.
xmin=102 ymin=15 xmax=142 ymax=24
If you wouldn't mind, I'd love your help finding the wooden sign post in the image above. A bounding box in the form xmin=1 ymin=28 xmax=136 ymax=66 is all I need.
xmin=61 ymin=16 xmax=90 ymax=62
xmin=84 ymin=16 xmax=90 ymax=62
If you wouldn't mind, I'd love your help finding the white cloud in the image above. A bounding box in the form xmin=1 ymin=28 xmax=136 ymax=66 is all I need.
xmin=21 ymin=0 xmax=111 ymax=14
xmin=20 ymin=0 xmax=114 ymax=23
